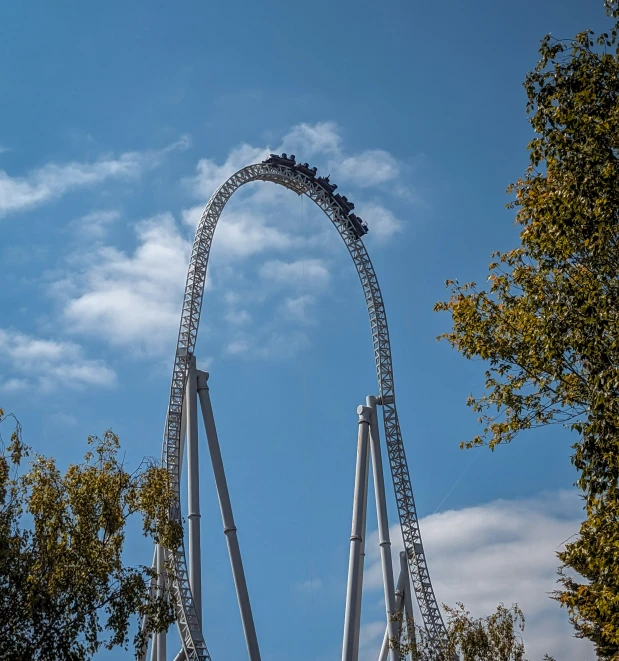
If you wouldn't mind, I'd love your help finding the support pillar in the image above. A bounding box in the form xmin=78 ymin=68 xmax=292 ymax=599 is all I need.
xmin=342 ymin=405 xmax=372 ymax=661
xmin=401 ymin=552 xmax=417 ymax=654
xmin=197 ymin=370 xmax=261 ymax=661
xmin=155 ymin=544 xmax=167 ymax=661
xmin=186 ymin=355 xmax=202 ymax=621
xmin=367 ymin=395 xmax=398 ymax=661
xmin=353 ymin=402 xmax=371 ymax=661
xmin=139 ymin=549 xmax=158 ymax=661
xmin=378 ymin=553 xmax=408 ymax=661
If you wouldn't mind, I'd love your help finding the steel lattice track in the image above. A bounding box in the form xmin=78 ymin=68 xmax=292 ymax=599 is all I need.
xmin=162 ymin=163 xmax=447 ymax=660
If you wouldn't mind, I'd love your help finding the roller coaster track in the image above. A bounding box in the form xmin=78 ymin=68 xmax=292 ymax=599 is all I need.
xmin=162 ymin=160 xmax=447 ymax=660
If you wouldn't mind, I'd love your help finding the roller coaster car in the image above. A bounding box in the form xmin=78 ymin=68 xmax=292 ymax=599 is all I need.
xmin=316 ymin=175 xmax=337 ymax=193
xmin=334 ymin=194 xmax=355 ymax=213
xmin=263 ymin=153 xmax=296 ymax=167
xmin=297 ymin=163 xmax=317 ymax=177
xmin=349 ymin=214 xmax=369 ymax=238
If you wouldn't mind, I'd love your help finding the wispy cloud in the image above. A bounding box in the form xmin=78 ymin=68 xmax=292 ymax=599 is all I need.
xmin=187 ymin=143 xmax=269 ymax=200
xmin=279 ymin=294 xmax=315 ymax=324
xmin=334 ymin=150 xmax=400 ymax=187
xmin=224 ymin=329 xmax=309 ymax=360
xmin=259 ymin=258 xmax=330 ymax=289
xmin=214 ymin=210 xmax=293 ymax=259
xmin=47 ymin=122 xmax=411 ymax=364
xmin=0 ymin=135 xmax=189 ymax=218
xmin=69 ymin=209 xmax=121 ymax=240
xmin=184 ymin=122 xmax=411 ymax=259
xmin=359 ymin=202 xmax=403 ymax=242
xmin=172 ymin=121 xmax=411 ymax=363
xmin=0 ymin=329 xmax=116 ymax=391
xmin=359 ymin=491 xmax=593 ymax=661
xmin=225 ymin=332 xmax=254 ymax=356
xmin=280 ymin=121 xmax=342 ymax=157
xmin=279 ymin=122 xmax=406 ymax=193
xmin=224 ymin=309 xmax=252 ymax=326
xmin=56 ymin=213 xmax=191 ymax=356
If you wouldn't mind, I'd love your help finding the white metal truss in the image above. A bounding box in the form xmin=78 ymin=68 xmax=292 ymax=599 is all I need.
xmin=161 ymin=162 xmax=447 ymax=660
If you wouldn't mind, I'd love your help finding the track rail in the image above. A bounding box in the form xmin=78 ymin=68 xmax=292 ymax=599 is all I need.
xmin=162 ymin=162 xmax=446 ymax=660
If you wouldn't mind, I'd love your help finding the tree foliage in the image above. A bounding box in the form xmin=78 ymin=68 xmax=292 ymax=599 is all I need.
xmin=0 ymin=408 xmax=181 ymax=660
xmin=434 ymin=1 xmax=619 ymax=655
xmin=393 ymin=602 xmax=552 ymax=661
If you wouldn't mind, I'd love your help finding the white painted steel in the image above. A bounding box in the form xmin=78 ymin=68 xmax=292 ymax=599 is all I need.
xmin=379 ymin=557 xmax=408 ymax=661
xmin=186 ymin=357 xmax=202 ymax=622
xmin=353 ymin=402 xmax=371 ymax=661
xmin=367 ymin=395 xmax=398 ymax=661
xmin=342 ymin=405 xmax=372 ymax=661
xmin=196 ymin=371 xmax=261 ymax=661
xmin=401 ymin=551 xmax=418 ymax=654
xmin=159 ymin=161 xmax=446 ymax=660
xmin=156 ymin=544 xmax=167 ymax=661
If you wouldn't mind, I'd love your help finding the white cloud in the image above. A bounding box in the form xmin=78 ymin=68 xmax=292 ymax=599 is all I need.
xmin=335 ymin=150 xmax=400 ymax=187
xmin=46 ymin=412 xmax=78 ymax=428
xmin=69 ymin=209 xmax=121 ymax=240
xmin=257 ymin=331 xmax=310 ymax=359
xmin=172 ymin=123 xmax=407 ymax=366
xmin=182 ymin=204 xmax=204 ymax=228
xmin=183 ymin=202 xmax=296 ymax=261
xmin=0 ymin=329 xmax=116 ymax=391
xmin=224 ymin=308 xmax=252 ymax=326
xmin=225 ymin=332 xmax=253 ymax=356
xmin=359 ymin=491 xmax=593 ymax=661
xmin=183 ymin=122 xmax=408 ymax=263
xmin=47 ymin=123 xmax=408 ymax=365
xmin=224 ymin=329 xmax=309 ymax=360
xmin=178 ymin=121 xmax=413 ymax=325
xmin=281 ymin=124 xmax=404 ymax=194
xmin=280 ymin=121 xmax=342 ymax=157
xmin=0 ymin=135 xmax=189 ymax=217
xmin=280 ymin=294 xmax=315 ymax=324
xmin=188 ymin=143 xmax=270 ymax=200
xmin=1 ymin=378 xmax=28 ymax=393
xmin=214 ymin=210 xmax=293 ymax=259
xmin=359 ymin=202 xmax=403 ymax=242
xmin=260 ymin=259 xmax=330 ymax=289
xmin=58 ymin=213 xmax=191 ymax=355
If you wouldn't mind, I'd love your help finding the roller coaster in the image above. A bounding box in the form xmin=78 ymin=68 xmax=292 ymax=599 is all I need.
xmin=143 ymin=154 xmax=448 ymax=661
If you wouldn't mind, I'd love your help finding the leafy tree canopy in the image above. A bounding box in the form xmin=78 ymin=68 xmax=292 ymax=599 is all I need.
xmin=0 ymin=408 xmax=181 ymax=660
xmin=434 ymin=1 xmax=619 ymax=655
xmin=394 ymin=602 xmax=553 ymax=661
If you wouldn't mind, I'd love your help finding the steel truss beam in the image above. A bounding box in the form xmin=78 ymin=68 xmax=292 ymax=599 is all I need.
xmin=158 ymin=161 xmax=446 ymax=660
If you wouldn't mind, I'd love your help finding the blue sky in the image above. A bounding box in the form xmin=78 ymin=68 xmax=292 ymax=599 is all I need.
xmin=0 ymin=1 xmax=610 ymax=659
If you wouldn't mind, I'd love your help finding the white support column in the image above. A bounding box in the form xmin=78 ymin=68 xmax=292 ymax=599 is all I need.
xmin=186 ymin=355 xmax=202 ymax=622
xmin=139 ymin=548 xmax=158 ymax=661
xmin=378 ymin=553 xmax=407 ymax=661
xmin=342 ymin=405 xmax=372 ymax=661
xmin=353 ymin=402 xmax=371 ymax=661
xmin=155 ymin=544 xmax=167 ymax=661
xmin=401 ymin=552 xmax=417 ymax=654
xmin=367 ymin=395 xmax=398 ymax=661
xmin=197 ymin=370 xmax=262 ymax=661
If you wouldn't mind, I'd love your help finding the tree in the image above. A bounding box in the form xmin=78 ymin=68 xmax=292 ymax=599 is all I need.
xmin=434 ymin=1 xmax=619 ymax=656
xmin=392 ymin=602 xmax=553 ymax=661
xmin=0 ymin=408 xmax=181 ymax=660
